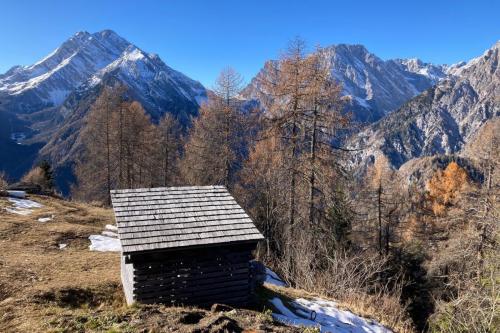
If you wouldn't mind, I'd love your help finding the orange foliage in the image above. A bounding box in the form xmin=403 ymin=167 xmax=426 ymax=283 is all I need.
xmin=426 ymin=161 xmax=470 ymax=216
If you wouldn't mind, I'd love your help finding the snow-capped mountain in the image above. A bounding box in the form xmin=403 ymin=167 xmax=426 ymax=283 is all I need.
xmin=0 ymin=30 xmax=131 ymax=111
xmin=393 ymin=58 xmax=448 ymax=83
xmin=0 ymin=30 xmax=206 ymax=118
xmin=348 ymin=40 xmax=500 ymax=172
xmin=83 ymin=45 xmax=205 ymax=122
xmin=0 ymin=30 xmax=206 ymax=190
xmin=242 ymin=44 xmax=448 ymax=122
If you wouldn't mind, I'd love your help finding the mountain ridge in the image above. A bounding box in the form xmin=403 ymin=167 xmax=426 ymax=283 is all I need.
xmin=347 ymin=40 xmax=499 ymax=174
xmin=0 ymin=30 xmax=207 ymax=190
xmin=242 ymin=43 xmax=449 ymax=123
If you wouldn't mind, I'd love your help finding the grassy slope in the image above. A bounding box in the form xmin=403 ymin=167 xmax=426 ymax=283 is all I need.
xmin=0 ymin=195 xmax=301 ymax=333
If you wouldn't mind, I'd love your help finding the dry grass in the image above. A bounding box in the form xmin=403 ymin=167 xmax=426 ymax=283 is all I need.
xmin=0 ymin=195 xmax=406 ymax=332
xmin=0 ymin=195 xmax=299 ymax=333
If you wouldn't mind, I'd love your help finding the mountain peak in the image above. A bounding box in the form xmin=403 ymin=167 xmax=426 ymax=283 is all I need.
xmin=243 ymin=42 xmax=447 ymax=123
xmin=95 ymin=29 xmax=119 ymax=37
xmin=74 ymin=31 xmax=90 ymax=38
xmin=0 ymin=30 xmax=134 ymax=110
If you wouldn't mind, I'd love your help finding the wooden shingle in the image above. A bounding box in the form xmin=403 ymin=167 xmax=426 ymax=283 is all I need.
xmin=111 ymin=186 xmax=264 ymax=254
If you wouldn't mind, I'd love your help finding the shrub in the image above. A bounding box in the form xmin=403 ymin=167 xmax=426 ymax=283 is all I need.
xmin=21 ymin=160 xmax=55 ymax=192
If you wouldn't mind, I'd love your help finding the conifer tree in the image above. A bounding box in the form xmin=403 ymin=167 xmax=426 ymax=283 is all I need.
xmin=181 ymin=68 xmax=245 ymax=189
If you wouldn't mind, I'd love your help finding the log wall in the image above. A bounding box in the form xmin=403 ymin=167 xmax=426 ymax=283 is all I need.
xmin=124 ymin=244 xmax=256 ymax=306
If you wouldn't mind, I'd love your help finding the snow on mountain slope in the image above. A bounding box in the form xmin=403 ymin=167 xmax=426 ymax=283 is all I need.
xmin=0 ymin=29 xmax=206 ymax=118
xmin=242 ymin=44 xmax=448 ymax=123
xmin=0 ymin=30 xmax=131 ymax=111
xmin=393 ymin=58 xmax=447 ymax=83
xmin=83 ymin=46 xmax=206 ymax=121
xmin=348 ymin=40 xmax=500 ymax=172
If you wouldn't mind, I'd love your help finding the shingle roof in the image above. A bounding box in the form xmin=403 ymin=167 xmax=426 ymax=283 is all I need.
xmin=110 ymin=186 xmax=264 ymax=254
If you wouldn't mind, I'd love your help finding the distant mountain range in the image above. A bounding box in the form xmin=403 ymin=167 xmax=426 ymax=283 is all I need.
xmin=348 ymin=41 xmax=499 ymax=175
xmin=242 ymin=44 xmax=449 ymax=123
xmin=0 ymin=30 xmax=497 ymax=193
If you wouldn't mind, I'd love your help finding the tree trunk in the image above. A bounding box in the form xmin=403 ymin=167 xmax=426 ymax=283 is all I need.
xmin=105 ymin=100 xmax=112 ymax=206
xmin=308 ymin=105 xmax=318 ymax=226
xmin=378 ymin=183 xmax=383 ymax=255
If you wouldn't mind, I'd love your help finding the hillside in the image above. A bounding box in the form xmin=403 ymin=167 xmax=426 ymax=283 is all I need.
xmin=348 ymin=41 xmax=499 ymax=172
xmin=0 ymin=195 xmax=396 ymax=333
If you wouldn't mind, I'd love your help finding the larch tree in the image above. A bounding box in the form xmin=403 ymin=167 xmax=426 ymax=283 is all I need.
xmin=365 ymin=155 xmax=404 ymax=255
xmin=261 ymin=37 xmax=310 ymax=227
xmin=157 ymin=113 xmax=182 ymax=186
xmin=117 ymin=101 xmax=156 ymax=188
xmin=181 ymin=68 xmax=246 ymax=189
xmin=241 ymin=38 xmax=353 ymax=285
xmin=73 ymin=86 xmax=164 ymax=203
xmin=301 ymin=49 xmax=345 ymax=227
xmin=426 ymin=161 xmax=470 ymax=216
xmin=74 ymin=86 xmax=123 ymax=204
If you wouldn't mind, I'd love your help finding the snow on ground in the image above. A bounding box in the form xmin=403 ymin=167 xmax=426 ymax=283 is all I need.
xmin=89 ymin=224 xmax=121 ymax=252
xmin=5 ymin=197 xmax=43 ymax=215
xmin=102 ymin=230 xmax=118 ymax=238
xmin=267 ymin=269 xmax=391 ymax=333
xmin=105 ymin=224 xmax=118 ymax=232
xmin=38 ymin=215 xmax=54 ymax=223
xmin=265 ymin=267 xmax=288 ymax=287
xmin=89 ymin=234 xmax=121 ymax=252
xmin=270 ymin=297 xmax=392 ymax=333
xmin=6 ymin=190 xmax=27 ymax=198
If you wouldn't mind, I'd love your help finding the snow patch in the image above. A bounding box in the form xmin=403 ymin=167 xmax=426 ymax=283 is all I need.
xmin=5 ymin=197 xmax=42 ymax=215
xmin=101 ymin=230 xmax=118 ymax=238
xmin=89 ymin=223 xmax=121 ymax=251
xmin=270 ymin=297 xmax=392 ymax=333
xmin=267 ymin=268 xmax=391 ymax=332
xmin=10 ymin=133 xmax=26 ymax=144
xmin=38 ymin=215 xmax=54 ymax=223
xmin=89 ymin=234 xmax=121 ymax=252
xmin=8 ymin=198 xmax=42 ymax=209
xmin=7 ymin=190 xmax=26 ymax=199
xmin=105 ymin=224 xmax=118 ymax=232
xmin=265 ymin=267 xmax=287 ymax=287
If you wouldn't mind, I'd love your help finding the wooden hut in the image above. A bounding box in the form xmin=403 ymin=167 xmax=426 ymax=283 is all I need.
xmin=110 ymin=185 xmax=264 ymax=306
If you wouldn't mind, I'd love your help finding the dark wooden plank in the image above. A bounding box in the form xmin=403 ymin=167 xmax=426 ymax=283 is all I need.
xmin=133 ymin=261 xmax=249 ymax=276
xmin=134 ymin=283 xmax=249 ymax=299
xmin=136 ymin=290 xmax=250 ymax=305
xmin=132 ymin=251 xmax=251 ymax=268
xmin=136 ymin=294 xmax=249 ymax=306
xmin=134 ymin=276 xmax=250 ymax=294
xmin=132 ymin=268 xmax=250 ymax=286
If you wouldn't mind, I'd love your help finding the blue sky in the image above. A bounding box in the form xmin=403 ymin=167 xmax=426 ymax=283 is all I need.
xmin=0 ymin=0 xmax=498 ymax=87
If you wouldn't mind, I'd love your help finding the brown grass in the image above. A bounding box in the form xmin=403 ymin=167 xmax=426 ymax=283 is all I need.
xmin=0 ymin=196 xmax=300 ymax=333
xmin=0 ymin=195 xmax=405 ymax=332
